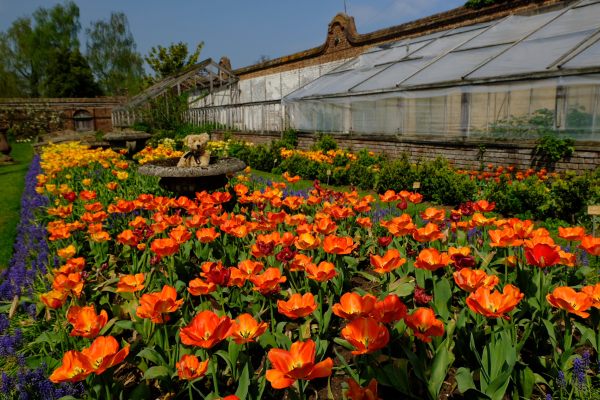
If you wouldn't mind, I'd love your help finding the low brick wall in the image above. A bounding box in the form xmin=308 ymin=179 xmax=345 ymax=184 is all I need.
xmin=212 ymin=131 xmax=600 ymax=172
xmin=0 ymin=97 xmax=124 ymax=134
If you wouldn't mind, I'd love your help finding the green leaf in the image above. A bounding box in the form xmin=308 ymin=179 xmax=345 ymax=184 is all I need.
xmin=427 ymin=337 xmax=455 ymax=399
xmin=433 ymin=276 xmax=452 ymax=320
xmin=143 ymin=365 xmax=170 ymax=380
xmin=389 ymin=276 xmax=415 ymax=297
xmin=136 ymin=347 xmax=164 ymax=365
xmin=343 ymin=256 xmax=359 ymax=269
xmin=455 ymin=367 xmax=476 ymax=393
xmin=402 ymin=346 xmax=426 ymax=383
xmin=99 ymin=316 xmax=118 ymax=335
xmin=115 ymin=320 xmax=134 ymax=330
xmin=235 ymin=362 xmax=250 ymax=400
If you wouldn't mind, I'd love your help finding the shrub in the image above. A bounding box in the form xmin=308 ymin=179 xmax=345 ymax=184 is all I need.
xmin=417 ymin=158 xmax=477 ymax=205
xmin=312 ymin=133 xmax=338 ymax=151
xmin=485 ymin=176 xmax=551 ymax=218
xmin=375 ymin=153 xmax=418 ymax=193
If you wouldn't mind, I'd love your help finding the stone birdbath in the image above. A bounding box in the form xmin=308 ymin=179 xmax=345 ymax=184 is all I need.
xmin=103 ymin=130 xmax=152 ymax=156
xmin=137 ymin=156 xmax=246 ymax=195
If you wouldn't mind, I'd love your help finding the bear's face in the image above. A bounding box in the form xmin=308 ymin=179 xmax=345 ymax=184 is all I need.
xmin=184 ymin=133 xmax=209 ymax=151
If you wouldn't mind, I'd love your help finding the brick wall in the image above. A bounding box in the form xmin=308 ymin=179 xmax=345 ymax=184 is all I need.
xmin=212 ymin=131 xmax=600 ymax=172
xmin=0 ymin=97 xmax=124 ymax=134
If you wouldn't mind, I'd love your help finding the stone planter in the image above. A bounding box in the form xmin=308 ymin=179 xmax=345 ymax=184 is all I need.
xmin=137 ymin=157 xmax=246 ymax=195
xmin=103 ymin=131 xmax=152 ymax=156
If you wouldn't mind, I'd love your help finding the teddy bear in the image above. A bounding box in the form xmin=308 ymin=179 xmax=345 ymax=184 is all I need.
xmin=177 ymin=133 xmax=211 ymax=167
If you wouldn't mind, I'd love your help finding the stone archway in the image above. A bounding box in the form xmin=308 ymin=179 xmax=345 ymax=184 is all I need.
xmin=73 ymin=109 xmax=94 ymax=132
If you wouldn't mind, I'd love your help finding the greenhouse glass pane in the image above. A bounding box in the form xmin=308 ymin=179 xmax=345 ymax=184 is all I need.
xmin=370 ymin=40 xmax=432 ymax=65
xmin=470 ymin=30 xmax=595 ymax=79
xmin=529 ymin=2 xmax=600 ymax=39
xmin=562 ymin=40 xmax=600 ymax=69
xmin=352 ymin=58 xmax=429 ymax=92
xmin=410 ymin=27 xmax=488 ymax=58
xmin=462 ymin=12 xmax=560 ymax=49
xmin=403 ymin=44 xmax=510 ymax=86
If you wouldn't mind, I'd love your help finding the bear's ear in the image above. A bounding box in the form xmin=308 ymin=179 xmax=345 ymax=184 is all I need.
xmin=183 ymin=136 xmax=191 ymax=148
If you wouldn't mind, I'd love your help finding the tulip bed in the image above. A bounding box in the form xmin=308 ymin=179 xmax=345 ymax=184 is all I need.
xmin=0 ymin=141 xmax=599 ymax=400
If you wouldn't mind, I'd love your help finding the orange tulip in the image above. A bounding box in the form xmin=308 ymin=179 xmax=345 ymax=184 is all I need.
xmin=180 ymin=310 xmax=232 ymax=348
xmin=80 ymin=336 xmax=130 ymax=375
xmin=488 ymin=227 xmax=517 ymax=247
xmin=356 ymin=217 xmax=373 ymax=228
xmin=473 ymin=200 xmax=495 ymax=212
xmin=379 ymin=190 xmax=398 ymax=203
xmin=414 ymin=248 xmax=451 ymax=271
xmin=313 ymin=217 xmax=337 ymax=235
xmin=116 ymin=273 xmax=145 ymax=293
xmin=332 ymin=292 xmax=377 ymax=320
xmin=408 ymin=192 xmax=423 ymax=204
xmin=66 ymin=305 xmax=108 ymax=338
xmin=346 ymin=378 xmax=381 ymax=400
xmin=558 ymin=226 xmax=586 ymax=242
xmin=282 ymin=171 xmax=301 ymax=183
xmin=371 ymin=294 xmax=407 ymax=324
xmin=237 ymin=259 xmax=265 ymax=276
xmin=412 ymin=223 xmax=444 ymax=243
xmin=294 ymin=233 xmax=321 ymax=250
xmin=370 ymin=248 xmax=406 ymax=274
xmin=176 ymin=354 xmax=209 ymax=380
xmin=116 ymin=229 xmax=139 ymax=246
xmin=188 ymin=278 xmax=217 ymax=296
xmin=136 ymin=285 xmax=183 ymax=323
xmin=466 ymin=284 xmax=524 ymax=319
xmin=341 ymin=317 xmax=390 ymax=355
xmin=404 ymin=308 xmax=445 ymax=343
xmin=250 ymin=268 xmax=287 ymax=295
xmin=580 ymin=235 xmax=600 ymax=256
xmin=525 ymin=243 xmax=561 ymax=268
xmin=380 ymin=214 xmax=415 ymax=237
xmin=582 ymin=283 xmax=600 ymax=309
xmin=169 ymin=225 xmax=192 ymax=244
xmin=150 ymin=237 xmax=179 ymax=257
xmin=420 ymin=208 xmax=445 ymax=223
xmin=323 ymin=235 xmax=355 ymax=255
xmin=56 ymin=257 xmax=86 ymax=274
xmin=49 ymin=350 xmax=93 ymax=383
xmin=305 ymin=261 xmax=337 ymax=282
xmin=266 ymin=339 xmax=333 ymax=389
xmin=453 ymin=269 xmax=499 ymax=293
xmin=57 ymin=245 xmax=77 ymax=259
xmin=278 ymin=293 xmax=317 ymax=319
xmin=52 ymin=272 xmax=84 ymax=298
xmin=40 ymin=289 xmax=68 ymax=309
xmin=229 ymin=313 xmax=268 ymax=344
xmin=289 ymin=253 xmax=313 ymax=272
xmin=546 ymin=286 xmax=594 ymax=318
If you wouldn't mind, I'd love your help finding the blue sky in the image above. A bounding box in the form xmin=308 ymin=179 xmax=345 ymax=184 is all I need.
xmin=0 ymin=0 xmax=465 ymax=69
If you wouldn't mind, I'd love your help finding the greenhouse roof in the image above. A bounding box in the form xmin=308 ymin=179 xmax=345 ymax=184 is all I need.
xmin=115 ymin=58 xmax=237 ymax=111
xmin=286 ymin=0 xmax=600 ymax=100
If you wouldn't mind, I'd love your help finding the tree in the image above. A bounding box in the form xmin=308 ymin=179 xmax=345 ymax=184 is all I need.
xmin=86 ymin=12 xmax=144 ymax=96
xmin=44 ymin=47 xmax=102 ymax=97
xmin=0 ymin=1 xmax=100 ymax=97
xmin=145 ymin=41 xmax=204 ymax=81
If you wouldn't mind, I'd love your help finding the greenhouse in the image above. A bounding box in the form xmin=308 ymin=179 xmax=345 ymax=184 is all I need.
xmin=284 ymin=0 xmax=600 ymax=141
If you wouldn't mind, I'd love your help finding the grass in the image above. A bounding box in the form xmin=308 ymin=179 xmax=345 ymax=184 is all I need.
xmin=0 ymin=143 xmax=34 ymax=269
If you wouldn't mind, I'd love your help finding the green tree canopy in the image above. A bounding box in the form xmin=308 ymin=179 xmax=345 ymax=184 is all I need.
xmin=0 ymin=1 xmax=102 ymax=97
xmin=86 ymin=12 xmax=144 ymax=96
xmin=44 ymin=47 xmax=102 ymax=97
xmin=145 ymin=41 xmax=204 ymax=81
